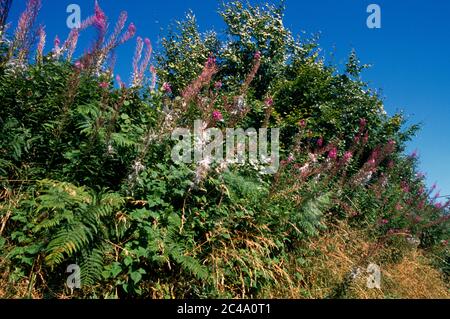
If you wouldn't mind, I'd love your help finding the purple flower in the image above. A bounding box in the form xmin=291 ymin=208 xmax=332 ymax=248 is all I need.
xmin=212 ymin=110 xmax=223 ymax=121
xmin=214 ymin=81 xmax=223 ymax=90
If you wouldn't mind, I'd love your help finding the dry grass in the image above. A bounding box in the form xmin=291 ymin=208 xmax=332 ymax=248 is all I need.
xmin=274 ymin=221 xmax=450 ymax=299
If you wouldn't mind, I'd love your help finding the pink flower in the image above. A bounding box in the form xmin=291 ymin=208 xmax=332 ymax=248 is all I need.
xmin=94 ymin=0 xmax=107 ymax=33
xmin=343 ymin=151 xmax=353 ymax=162
xmin=395 ymin=203 xmax=403 ymax=211
xmin=74 ymin=61 xmax=84 ymax=70
xmin=162 ymin=82 xmax=172 ymax=94
xmin=435 ymin=203 xmax=443 ymax=209
xmin=212 ymin=110 xmax=223 ymax=121
xmin=54 ymin=35 xmax=60 ymax=49
xmin=265 ymin=97 xmax=273 ymax=107
xmin=254 ymin=51 xmax=261 ymax=60
xmin=214 ymin=81 xmax=223 ymax=90
xmin=442 ymin=240 xmax=448 ymax=246
xmin=328 ymin=147 xmax=338 ymax=160
xmin=299 ymin=119 xmax=307 ymax=128
xmin=379 ymin=219 xmax=389 ymax=225
xmin=99 ymin=82 xmax=109 ymax=89
xmin=367 ymin=158 xmax=376 ymax=166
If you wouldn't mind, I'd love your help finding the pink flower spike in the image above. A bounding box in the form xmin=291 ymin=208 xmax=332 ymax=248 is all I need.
xmin=119 ymin=23 xmax=136 ymax=45
xmin=54 ymin=35 xmax=60 ymax=49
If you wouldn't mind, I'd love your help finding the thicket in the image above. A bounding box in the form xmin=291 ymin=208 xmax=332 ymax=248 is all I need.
xmin=0 ymin=0 xmax=448 ymax=298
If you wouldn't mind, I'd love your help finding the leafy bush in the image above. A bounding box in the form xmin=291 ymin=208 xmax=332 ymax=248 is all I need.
xmin=0 ymin=0 xmax=448 ymax=299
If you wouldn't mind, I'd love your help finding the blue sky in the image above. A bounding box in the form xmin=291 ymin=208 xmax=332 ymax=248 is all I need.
xmin=7 ymin=0 xmax=450 ymax=197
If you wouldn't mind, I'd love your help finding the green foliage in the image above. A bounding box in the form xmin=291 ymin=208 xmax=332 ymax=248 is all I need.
xmin=0 ymin=0 xmax=447 ymax=299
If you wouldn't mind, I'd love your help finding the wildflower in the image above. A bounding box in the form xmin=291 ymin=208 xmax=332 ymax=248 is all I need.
xmin=214 ymin=81 xmax=222 ymax=90
xmin=254 ymin=51 xmax=261 ymax=60
xmin=328 ymin=147 xmax=338 ymax=160
xmin=265 ymin=97 xmax=273 ymax=107
xmin=212 ymin=110 xmax=223 ymax=122
xmin=116 ymin=75 xmax=126 ymax=88
xmin=53 ymin=35 xmax=60 ymax=50
xmin=395 ymin=203 xmax=403 ymax=211
xmin=36 ymin=26 xmax=45 ymax=61
xmin=343 ymin=151 xmax=353 ymax=163
xmin=99 ymin=81 xmax=109 ymax=89
xmin=379 ymin=219 xmax=389 ymax=225
xmin=442 ymin=240 xmax=449 ymax=246
xmin=74 ymin=61 xmax=84 ymax=70
xmin=162 ymin=82 xmax=172 ymax=94
xmin=93 ymin=0 xmax=107 ymax=34
xmin=119 ymin=23 xmax=136 ymax=45
xmin=435 ymin=203 xmax=443 ymax=209
xmin=13 ymin=0 xmax=41 ymax=63
xmin=299 ymin=119 xmax=307 ymax=128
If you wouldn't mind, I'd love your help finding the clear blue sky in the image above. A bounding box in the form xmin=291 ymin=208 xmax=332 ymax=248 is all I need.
xmin=7 ymin=0 xmax=450 ymax=197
